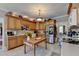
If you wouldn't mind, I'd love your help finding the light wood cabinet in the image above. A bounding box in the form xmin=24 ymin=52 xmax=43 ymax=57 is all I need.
xmin=8 ymin=35 xmax=25 ymax=50
xmin=15 ymin=19 xmax=21 ymax=29
xmin=21 ymin=20 xmax=29 ymax=28
xmin=6 ymin=16 xmax=22 ymax=30
xmin=17 ymin=35 xmax=25 ymax=46
xmin=39 ymin=22 xmax=45 ymax=30
xmin=8 ymin=37 xmax=17 ymax=50
xmin=21 ymin=20 xmax=36 ymax=30
xmin=7 ymin=17 xmax=15 ymax=29
xmin=36 ymin=22 xmax=40 ymax=30
xmin=6 ymin=15 xmax=36 ymax=30
xmin=29 ymin=22 xmax=36 ymax=30
xmin=36 ymin=22 xmax=45 ymax=30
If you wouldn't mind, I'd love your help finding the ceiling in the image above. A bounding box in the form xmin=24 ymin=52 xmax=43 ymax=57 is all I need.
xmin=0 ymin=3 xmax=68 ymax=18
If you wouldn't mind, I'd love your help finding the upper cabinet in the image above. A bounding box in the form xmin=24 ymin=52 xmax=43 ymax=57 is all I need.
xmin=15 ymin=18 xmax=21 ymax=29
xmin=35 ymin=22 xmax=46 ymax=30
xmin=6 ymin=15 xmax=22 ymax=30
xmin=21 ymin=20 xmax=36 ymax=30
xmin=7 ymin=16 xmax=16 ymax=29
xmin=39 ymin=22 xmax=45 ymax=30
xmin=6 ymin=15 xmax=55 ymax=30
xmin=29 ymin=22 xmax=36 ymax=30
xmin=6 ymin=15 xmax=36 ymax=30
xmin=68 ymin=9 xmax=79 ymax=26
xmin=35 ymin=20 xmax=54 ymax=30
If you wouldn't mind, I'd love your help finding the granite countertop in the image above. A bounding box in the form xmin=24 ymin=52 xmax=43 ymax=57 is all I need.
xmin=8 ymin=34 xmax=25 ymax=37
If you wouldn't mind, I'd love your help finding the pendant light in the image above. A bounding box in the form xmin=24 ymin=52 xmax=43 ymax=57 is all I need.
xmin=36 ymin=9 xmax=44 ymax=21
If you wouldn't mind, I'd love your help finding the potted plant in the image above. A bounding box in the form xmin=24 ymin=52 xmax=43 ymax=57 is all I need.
xmin=25 ymin=32 xmax=32 ymax=41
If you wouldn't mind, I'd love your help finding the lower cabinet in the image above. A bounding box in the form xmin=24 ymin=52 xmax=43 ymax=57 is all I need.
xmin=17 ymin=35 xmax=25 ymax=46
xmin=8 ymin=35 xmax=25 ymax=50
xmin=8 ymin=37 xmax=17 ymax=50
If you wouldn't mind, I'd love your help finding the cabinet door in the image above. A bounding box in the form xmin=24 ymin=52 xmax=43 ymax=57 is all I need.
xmin=15 ymin=19 xmax=21 ymax=29
xmin=39 ymin=23 xmax=42 ymax=30
xmin=43 ymin=23 xmax=46 ymax=30
xmin=36 ymin=22 xmax=40 ymax=30
xmin=33 ymin=23 xmax=36 ymax=30
xmin=8 ymin=37 xmax=17 ymax=49
xmin=17 ymin=36 xmax=25 ymax=46
xmin=8 ymin=17 xmax=15 ymax=29
xmin=29 ymin=22 xmax=36 ymax=30
xmin=21 ymin=20 xmax=25 ymax=25
xmin=21 ymin=20 xmax=29 ymax=28
xmin=39 ymin=23 xmax=45 ymax=30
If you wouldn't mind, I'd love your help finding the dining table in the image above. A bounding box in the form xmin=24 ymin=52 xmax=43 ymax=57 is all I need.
xmin=24 ymin=37 xmax=47 ymax=56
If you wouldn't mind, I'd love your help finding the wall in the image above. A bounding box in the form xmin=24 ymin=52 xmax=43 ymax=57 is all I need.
xmin=56 ymin=20 xmax=68 ymax=32
xmin=0 ymin=9 xmax=6 ymax=18
xmin=54 ymin=15 xmax=69 ymax=34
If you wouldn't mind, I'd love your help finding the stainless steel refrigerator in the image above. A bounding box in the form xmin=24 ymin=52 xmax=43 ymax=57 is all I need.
xmin=46 ymin=25 xmax=54 ymax=44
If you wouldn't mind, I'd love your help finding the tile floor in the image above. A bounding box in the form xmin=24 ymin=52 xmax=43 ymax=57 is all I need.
xmin=0 ymin=46 xmax=2 ymax=49
xmin=61 ymin=42 xmax=79 ymax=56
xmin=0 ymin=43 xmax=61 ymax=56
